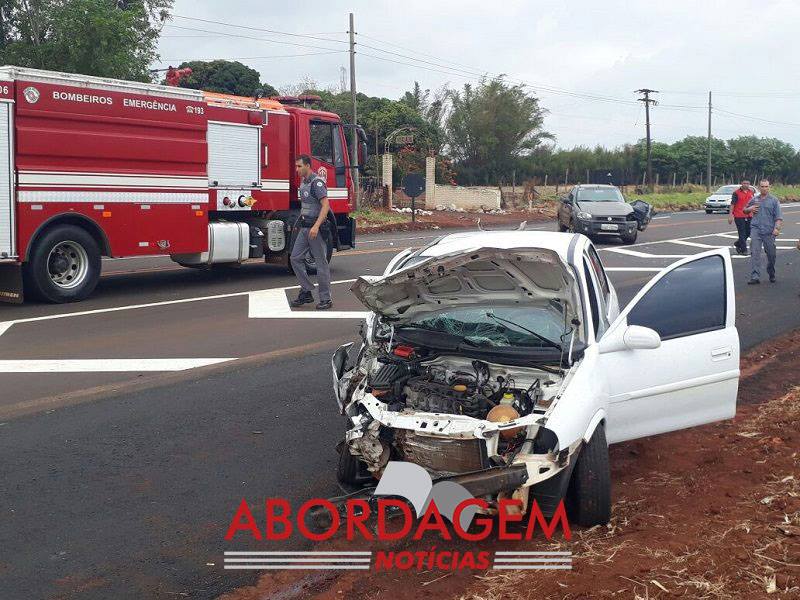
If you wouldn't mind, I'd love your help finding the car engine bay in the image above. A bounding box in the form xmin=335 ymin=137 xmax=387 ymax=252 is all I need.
xmin=340 ymin=340 xmax=567 ymax=479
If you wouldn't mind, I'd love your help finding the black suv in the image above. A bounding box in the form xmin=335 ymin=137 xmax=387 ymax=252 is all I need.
xmin=557 ymin=184 xmax=651 ymax=244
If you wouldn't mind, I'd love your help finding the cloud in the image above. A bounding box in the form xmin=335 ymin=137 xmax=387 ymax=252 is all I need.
xmin=159 ymin=0 xmax=800 ymax=148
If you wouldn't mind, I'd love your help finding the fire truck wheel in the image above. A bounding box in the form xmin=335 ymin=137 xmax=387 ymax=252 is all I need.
xmin=303 ymin=229 xmax=334 ymax=275
xmin=24 ymin=225 xmax=101 ymax=303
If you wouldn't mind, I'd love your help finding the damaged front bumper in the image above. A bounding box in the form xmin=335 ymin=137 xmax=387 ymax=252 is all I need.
xmin=344 ymin=388 xmax=579 ymax=514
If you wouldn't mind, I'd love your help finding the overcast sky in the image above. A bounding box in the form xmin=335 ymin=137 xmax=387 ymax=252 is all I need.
xmin=157 ymin=0 xmax=800 ymax=149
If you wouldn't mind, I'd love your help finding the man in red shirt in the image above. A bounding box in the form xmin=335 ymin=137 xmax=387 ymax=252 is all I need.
xmin=729 ymin=179 xmax=754 ymax=254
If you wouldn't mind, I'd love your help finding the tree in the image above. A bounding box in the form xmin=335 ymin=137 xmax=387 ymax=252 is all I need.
xmin=175 ymin=60 xmax=277 ymax=97
xmin=0 ymin=0 xmax=172 ymax=82
xmin=446 ymin=77 xmax=551 ymax=185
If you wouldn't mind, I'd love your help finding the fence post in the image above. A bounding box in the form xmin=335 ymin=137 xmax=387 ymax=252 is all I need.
xmin=424 ymin=155 xmax=436 ymax=210
xmin=672 ymin=172 xmax=676 ymax=187
xmin=565 ymin=168 xmax=569 ymax=185
xmin=544 ymin=173 xmax=548 ymax=187
xmin=381 ymin=153 xmax=393 ymax=209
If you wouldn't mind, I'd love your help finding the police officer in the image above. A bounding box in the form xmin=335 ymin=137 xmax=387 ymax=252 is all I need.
xmin=289 ymin=154 xmax=332 ymax=309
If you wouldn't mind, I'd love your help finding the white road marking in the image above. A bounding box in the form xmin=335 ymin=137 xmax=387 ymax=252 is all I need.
xmin=0 ymin=358 xmax=233 ymax=373
xmin=0 ymin=279 xmax=358 ymax=338
xmin=652 ymin=216 xmax=670 ymax=220
xmin=716 ymin=232 xmax=800 ymax=242
xmin=604 ymin=267 xmax=663 ymax=272
xmin=602 ymin=247 xmax=689 ymax=259
xmin=248 ymin=288 xmax=368 ymax=320
xmin=670 ymin=240 xmax=727 ymax=249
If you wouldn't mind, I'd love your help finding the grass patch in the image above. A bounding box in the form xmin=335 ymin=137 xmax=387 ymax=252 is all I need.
xmin=352 ymin=208 xmax=410 ymax=227
xmin=635 ymin=185 xmax=800 ymax=210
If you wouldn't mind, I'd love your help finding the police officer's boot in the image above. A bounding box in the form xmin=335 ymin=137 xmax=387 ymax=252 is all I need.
xmin=290 ymin=290 xmax=314 ymax=307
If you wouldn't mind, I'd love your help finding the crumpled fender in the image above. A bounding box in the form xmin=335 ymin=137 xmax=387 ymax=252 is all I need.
xmin=539 ymin=345 xmax=608 ymax=450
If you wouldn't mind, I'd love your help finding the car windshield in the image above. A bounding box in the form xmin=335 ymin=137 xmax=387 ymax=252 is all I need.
xmin=576 ymin=187 xmax=624 ymax=202
xmin=715 ymin=185 xmax=738 ymax=194
xmin=397 ymin=304 xmax=567 ymax=349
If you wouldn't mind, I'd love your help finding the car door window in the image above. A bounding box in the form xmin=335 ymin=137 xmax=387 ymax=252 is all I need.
xmin=627 ymin=255 xmax=726 ymax=340
xmin=583 ymin=261 xmax=601 ymax=338
xmin=587 ymin=245 xmax=610 ymax=299
xmin=583 ymin=257 xmax=607 ymax=338
xmin=310 ymin=121 xmax=334 ymax=164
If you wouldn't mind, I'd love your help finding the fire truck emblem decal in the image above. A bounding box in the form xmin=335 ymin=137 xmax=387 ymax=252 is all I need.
xmin=23 ymin=86 xmax=40 ymax=104
xmin=317 ymin=166 xmax=328 ymax=180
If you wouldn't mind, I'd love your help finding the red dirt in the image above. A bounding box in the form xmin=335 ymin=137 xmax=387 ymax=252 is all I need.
xmin=220 ymin=332 xmax=800 ymax=600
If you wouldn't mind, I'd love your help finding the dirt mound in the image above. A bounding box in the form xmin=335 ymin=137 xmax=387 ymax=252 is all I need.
xmin=220 ymin=334 xmax=800 ymax=600
xmin=358 ymin=208 xmax=557 ymax=234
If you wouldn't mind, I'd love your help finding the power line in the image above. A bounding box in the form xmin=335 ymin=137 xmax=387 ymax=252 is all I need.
xmin=161 ymin=15 xmax=708 ymax=114
xmin=715 ymin=107 xmax=800 ymax=128
xmin=155 ymin=50 xmax=346 ymax=65
xmin=358 ymin=33 xmax=715 ymax=113
xmin=163 ymin=24 xmax=344 ymax=52
xmin=357 ymin=32 xmax=481 ymax=74
xmin=662 ymin=88 xmax=800 ymax=98
xmin=170 ymin=14 xmax=348 ymax=44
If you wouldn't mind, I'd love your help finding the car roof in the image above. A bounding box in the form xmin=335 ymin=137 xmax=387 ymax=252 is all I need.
xmin=417 ymin=230 xmax=582 ymax=265
xmin=575 ymin=184 xmax=618 ymax=189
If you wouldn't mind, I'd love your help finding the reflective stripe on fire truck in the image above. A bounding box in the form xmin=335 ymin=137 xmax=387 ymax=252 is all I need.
xmin=18 ymin=191 xmax=208 ymax=204
xmin=327 ymin=188 xmax=349 ymax=199
xmin=260 ymin=179 xmax=290 ymax=191
xmin=17 ymin=171 xmax=207 ymax=189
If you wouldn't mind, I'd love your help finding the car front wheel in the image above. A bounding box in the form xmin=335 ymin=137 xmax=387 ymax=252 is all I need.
xmin=621 ymin=230 xmax=637 ymax=244
xmin=565 ymin=423 xmax=611 ymax=526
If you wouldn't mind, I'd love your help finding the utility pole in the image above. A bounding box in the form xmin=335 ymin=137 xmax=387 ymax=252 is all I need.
xmin=348 ymin=12 xmax=360 ymax=208
xmin=706 ymin=91 xmax=712 ymax=193
xmin=635 ymin=89 xmax=658 ymax=191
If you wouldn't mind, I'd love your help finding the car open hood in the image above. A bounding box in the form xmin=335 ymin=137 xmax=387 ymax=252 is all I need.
xmin=576 ymin=201 xmax=633 ymax=216
xmin=351 ymin=246 xmax=579 ymax=323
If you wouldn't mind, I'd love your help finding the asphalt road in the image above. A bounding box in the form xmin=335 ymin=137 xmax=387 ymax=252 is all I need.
xmin=2 ymin=207 xmax=800 ymax=599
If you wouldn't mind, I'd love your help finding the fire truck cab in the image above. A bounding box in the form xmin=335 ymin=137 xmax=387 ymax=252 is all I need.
xmin=0 ymin=66 xmax=363 ymax=304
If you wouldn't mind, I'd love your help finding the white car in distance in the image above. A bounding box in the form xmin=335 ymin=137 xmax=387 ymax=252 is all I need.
xmin=705 ymin=184 xmax=754 ymax=214
xmin=332 ymin=231 xmax=739 ymax=526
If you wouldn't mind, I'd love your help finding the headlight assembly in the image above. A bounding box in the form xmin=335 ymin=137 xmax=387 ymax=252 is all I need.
xmin=576 ymin=211 xmax=592 ymax=220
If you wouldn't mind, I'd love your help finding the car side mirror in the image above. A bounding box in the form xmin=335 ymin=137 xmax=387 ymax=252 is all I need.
xmin=623 ymin=325 xmax=661 ymax=350
xmin=598 ymin=325 xmax=661 ymax=354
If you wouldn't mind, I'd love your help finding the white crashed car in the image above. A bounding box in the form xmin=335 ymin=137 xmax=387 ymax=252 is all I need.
xmin=332 ymin=231 xmax=739 ymax=525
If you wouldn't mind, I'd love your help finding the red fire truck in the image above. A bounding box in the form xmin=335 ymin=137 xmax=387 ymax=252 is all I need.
xmin=0 ymin=66 xmax=364 ymax=303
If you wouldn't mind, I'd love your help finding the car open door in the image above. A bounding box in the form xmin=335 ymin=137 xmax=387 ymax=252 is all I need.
xmin=597 ymin=249 xmax=739 ymax=444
